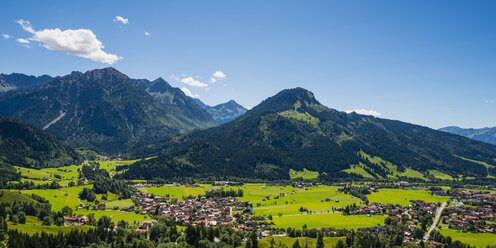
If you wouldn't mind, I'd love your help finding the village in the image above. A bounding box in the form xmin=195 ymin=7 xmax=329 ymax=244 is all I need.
xmin=60 ymin=182 xmax=496 ymax=247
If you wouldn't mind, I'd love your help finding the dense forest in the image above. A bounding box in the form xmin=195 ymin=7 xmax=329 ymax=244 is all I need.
xmin=122 ymin=88 xmax=496 ymax=181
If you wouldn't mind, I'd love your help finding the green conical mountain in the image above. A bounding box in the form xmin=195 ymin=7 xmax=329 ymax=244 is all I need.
xmin=123 ymin=88 xmax=496 ymax=180
xmin=0 ymin=68 xmax=215 ymax=153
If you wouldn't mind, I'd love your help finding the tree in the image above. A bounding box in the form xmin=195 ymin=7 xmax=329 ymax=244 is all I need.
xmin=250 ymin=231 xmax=258 ymax=248
xmin=292 ymin=239 xmax=300 ymax=248
xmin=316 ymin=233 xmax=324 ymax=248
xmin=55 ymin=217 xmax=65 ymax=226
xmin=9 ymin=214 xmax=18 ymax=224
xmin=61 ymin=206 xmax=73 ymax=216
xmin=17 ymin=211 xmax=26 ymax=224
xmin=42 ymin=216 xmax=53 ymax=226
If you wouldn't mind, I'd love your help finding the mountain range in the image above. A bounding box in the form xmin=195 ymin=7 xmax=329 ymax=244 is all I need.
xmin=193 ymin=98 xmax=247 ymax=124
xmin=439 ymin=126 xmax=496 ymax=145
xmin=0 ymin=68 xmax=216 ymax=153
xmin=122 ymin=87 xmax=496 ymax=181
xmin=1 ymin=68 xmax=496 ymax=182
xmin=0 ymin=73 xmax=54 ymax=93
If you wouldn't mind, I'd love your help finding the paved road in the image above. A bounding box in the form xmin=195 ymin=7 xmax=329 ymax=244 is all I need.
xmin=423 ymin=201 xmax=447 ymax=242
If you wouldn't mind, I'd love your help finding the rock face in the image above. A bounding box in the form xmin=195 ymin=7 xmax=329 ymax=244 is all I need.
xmin=136 ymin=78 xmax=217 ymax=128
xmin=123 ymin=87 xmax=496 ymax=180
xmin=0 ymin=68 xmax=216 ymax=153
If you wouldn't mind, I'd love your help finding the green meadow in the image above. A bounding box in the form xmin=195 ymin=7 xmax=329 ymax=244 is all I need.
xmin=289 ymin=168 xmax=319 ymax=179
xmin=257 ymin=236 xmax=345 ymax=248
xmin=272 ymin=213 xmax=385 ymax=230
xmin=439 ymin=229 xmax=496 ymax=248
xmin=0 ymin=190 xmax=36 ymax=204
xmin=368 ymin=188 xmax=449 ymax=206
xmin=7 ymin=216 xmax=93 ymax=235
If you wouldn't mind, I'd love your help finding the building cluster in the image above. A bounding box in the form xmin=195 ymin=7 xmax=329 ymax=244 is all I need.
xmin=133 ymin=191 xmax=256 ymax=228
xmin=443 ymin=190 xmax=496 ymax=233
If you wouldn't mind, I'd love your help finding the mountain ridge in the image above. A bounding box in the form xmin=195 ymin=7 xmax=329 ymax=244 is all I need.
xmin=0 ymin=67 xmax=217 ymax=153
xmin=122 ymin=87 xmax=496 ymax=181
xmin=439 ymin=126 xmax=496 ymax=145
xmin=193 ymin=98 xmax=248 ymax=124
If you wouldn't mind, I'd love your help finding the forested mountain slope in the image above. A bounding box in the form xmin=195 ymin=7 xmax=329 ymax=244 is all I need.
xmin=123 ymin=88 xmax=496 ymax=180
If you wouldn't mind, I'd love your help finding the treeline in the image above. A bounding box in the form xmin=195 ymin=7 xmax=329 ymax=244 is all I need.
xmin=3 ymin=180 xmax=61 ymax=190
xmin=0 ymin=194 xmax=74 ymax=227
xmin=339 ymin=185 xmax=370 ymax=205
xmin=205 ymin=188 xmax=243 ymax=198
xmin=79 ymin=164 xmax=133 ymax=199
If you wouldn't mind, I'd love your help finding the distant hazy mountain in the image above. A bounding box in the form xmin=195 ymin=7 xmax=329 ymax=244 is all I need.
xmin=0 ymin=68 xmax=216 ymax=153
xmin=439 ymin=126 xmax=496 ymax=145
xmin=0 ymin=73 xmax=54 ymax=93
xmin=123 ymin=87 xmax=496 ymax=180
xmin=136 ymin=78 xmax=217 ymax=128
xmin=193 ymin=98 xmax=248 ymax=124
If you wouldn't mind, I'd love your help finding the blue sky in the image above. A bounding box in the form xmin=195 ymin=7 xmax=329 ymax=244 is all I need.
xmin=1 ymin=1 xmax=495 ymax=129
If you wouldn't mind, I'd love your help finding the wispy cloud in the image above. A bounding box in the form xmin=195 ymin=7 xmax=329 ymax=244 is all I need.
xmin=210 ymin=70 xmax=227 ymax=83
xmin=16 ymin=38 xmax=29 ymax=44
xmin=113 ymin=16 xmax=129 ymax=24
xmin=181 ymin=77 xmax=208 ymax=87
xmin=345 ymin=109 xmax=382 ymax=117
xmin=2 ymin=34 xmax=11 ymax=39
xmin=144 ymin=31 xmax=151 ymax=36
xmin=16 ymin=19 xmax=121 ymax=64
xmin=181 ymin=87 xmax=199 ymax=98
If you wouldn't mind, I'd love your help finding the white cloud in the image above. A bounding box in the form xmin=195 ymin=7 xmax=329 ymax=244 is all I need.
xmin=345 ymin=109 xmax=382 ymax=117
xmin=144 ymin=31 xmax=151 ymax=36
xmin=16 ymin=38 xmax=30 ymax=44
xmin=180 ymin=87 xmax=199 ymax=98
xmin=2 ymin=34 xmax=11 ymax=39
xmin=16 ymin=19 xmax=121 ymax=64
xmin=114 ymin=16 xmax=129 ymax=24
xmin=210 ymin=70 xmax=226 ymax=83
xmin=169 ymin=75 xmax=179 ymax=81
xmin=213 ymin=70 xmax=226 ymax=79
xmin=16 ymin=19 xmax=34 ymax=33
xmin=181 ymin=77 xmax=208 ymax=87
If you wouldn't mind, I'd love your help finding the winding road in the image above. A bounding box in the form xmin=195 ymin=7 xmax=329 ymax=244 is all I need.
xmin=423 ymin=201 xmax=447 ymax=242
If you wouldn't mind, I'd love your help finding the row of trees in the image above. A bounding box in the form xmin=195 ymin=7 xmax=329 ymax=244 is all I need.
xmin=204 ymin=188 xmax=243 ymax=198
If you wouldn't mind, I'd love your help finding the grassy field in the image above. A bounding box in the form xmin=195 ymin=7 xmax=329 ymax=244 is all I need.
xmin=428 ymin=170 xmax=453 ymax=180
xmin=439 ymin=229 xmax=496 ymax=248
xmin=272 ymin=212 xmax=385 ymax=230
xmin=8 ymin=216 xmax=92 ymax=235
xmin=257 ymin=236 xmax=345 ymax=248
xmin=400 ymin=168 xmax=426 ymax=179
xmin=140 ymin=185 xmax=212 ymax=199
xmin=368 ymin=188 xmax=449 ymax=206
xmin=20 ymin=185 xmax=92 ymax=211
xmin=242 ymin=185 xmax=362 ymax=216
xmin=343 ymin=164 xmax=375 ymax=179
xmin=74 ymin=209 xmax=149 ymax=225
xmin=289 ymin=168 xmax=319 ymax=179
xmin=0 ymin=190 xmax=36 ymax=204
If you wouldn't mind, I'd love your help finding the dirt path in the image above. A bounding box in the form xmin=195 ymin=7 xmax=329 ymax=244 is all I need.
xmin=423 ymin=201 xmax=447 ymax=242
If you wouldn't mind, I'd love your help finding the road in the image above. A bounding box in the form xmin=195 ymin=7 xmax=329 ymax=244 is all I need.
xmin=423 ymin=201 xmax=447 ymax=242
